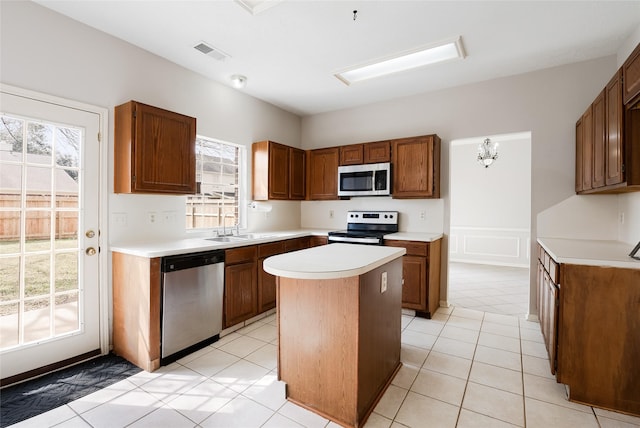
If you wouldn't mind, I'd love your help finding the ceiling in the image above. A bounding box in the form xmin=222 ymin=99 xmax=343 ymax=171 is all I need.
xmin=35 ymin=1 xmax=640 ymax=117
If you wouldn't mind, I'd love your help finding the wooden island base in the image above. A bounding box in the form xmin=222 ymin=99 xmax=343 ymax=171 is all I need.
xmin=276 ymin=259 xmax=403 ymax=428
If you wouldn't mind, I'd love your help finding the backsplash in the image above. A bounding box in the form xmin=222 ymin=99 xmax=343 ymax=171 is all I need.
xmin=300 ymin=198 xmax=444 ymax=233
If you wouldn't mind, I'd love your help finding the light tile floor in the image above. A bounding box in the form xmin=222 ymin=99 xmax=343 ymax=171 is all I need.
xmin=448 ymin=263 xmax=530 ymax=317
xmin=10 ymin=307 xmax=640 ymax=428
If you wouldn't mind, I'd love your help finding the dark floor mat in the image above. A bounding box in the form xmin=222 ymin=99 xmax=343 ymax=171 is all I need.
xmin=0 ymin=353 xmax=141 ymax=427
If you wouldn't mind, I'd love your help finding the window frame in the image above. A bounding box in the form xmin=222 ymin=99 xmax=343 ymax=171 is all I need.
xmin=186 ymin=135 xmax=246 ymax=233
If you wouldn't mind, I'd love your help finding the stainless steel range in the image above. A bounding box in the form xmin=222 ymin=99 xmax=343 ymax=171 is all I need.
xmin=327 ymin=211 xmax=399 ymax=245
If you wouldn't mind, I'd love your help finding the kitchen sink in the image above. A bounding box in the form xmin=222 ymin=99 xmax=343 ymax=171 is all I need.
xmin=205 ymin=233 xmax=277 ymax=243
xmin=205 ymin=236 xmax=248 ymax=243
xmin=235 ymin=233 xmax=274 ymax=239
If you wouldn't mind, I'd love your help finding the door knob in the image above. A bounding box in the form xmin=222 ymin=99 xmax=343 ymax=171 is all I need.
xmin=85 ymin=230 xmax=95 ymax=238
xmin=86 ymin=247 xmax=97 ymax=256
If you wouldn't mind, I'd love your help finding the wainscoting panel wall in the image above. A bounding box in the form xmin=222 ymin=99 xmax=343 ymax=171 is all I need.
xmin=449 ymin=227 xmax=530 ymax=267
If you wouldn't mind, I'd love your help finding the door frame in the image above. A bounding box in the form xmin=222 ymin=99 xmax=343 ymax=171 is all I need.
xmin=0 ymin=83 xmax=110 ymax=360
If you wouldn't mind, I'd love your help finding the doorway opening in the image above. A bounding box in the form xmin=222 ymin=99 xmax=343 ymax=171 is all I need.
xmin=448 ymin=132 xmax=532 ymax=318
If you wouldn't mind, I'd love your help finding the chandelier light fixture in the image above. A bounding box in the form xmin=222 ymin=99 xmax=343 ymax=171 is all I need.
xmin=477 ymin=138 xmax=498 ymax=168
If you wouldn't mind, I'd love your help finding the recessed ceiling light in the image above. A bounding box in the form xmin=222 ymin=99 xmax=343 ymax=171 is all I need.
xmin=231 ymin=74 xmax=247 ymax=89
xmin=335 ymin=36 xmax=466 ymax=85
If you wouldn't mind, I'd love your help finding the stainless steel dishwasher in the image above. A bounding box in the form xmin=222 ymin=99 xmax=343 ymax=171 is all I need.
xmin=161 ymin=250 xmax=224 ymax=364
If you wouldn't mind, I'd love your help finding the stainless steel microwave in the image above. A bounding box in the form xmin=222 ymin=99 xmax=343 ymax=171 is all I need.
xmin=337 ymin=162 xmax=391 ymax=197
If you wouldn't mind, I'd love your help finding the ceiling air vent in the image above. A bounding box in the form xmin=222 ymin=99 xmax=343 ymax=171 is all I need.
xmin=193 ymin=42 xmax=230 ymax=62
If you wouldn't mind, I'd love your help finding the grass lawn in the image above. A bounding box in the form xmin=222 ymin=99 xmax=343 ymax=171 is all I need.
xmin=0 ymin=239 xmax=79 ymax=310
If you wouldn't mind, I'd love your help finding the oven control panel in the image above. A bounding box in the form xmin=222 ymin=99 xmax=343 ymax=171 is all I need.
xmin=346 ymin=211 xmax=398 ymax=225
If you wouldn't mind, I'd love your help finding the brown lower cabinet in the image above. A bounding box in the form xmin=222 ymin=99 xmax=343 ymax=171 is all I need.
xmin=309 ymin=235 xmax=328 ymax=247
xmin=537 ymin=244 xmax=640 ymax=416
xmin=112 ymin=252 xmax=162 ymax=372
xmin=225 ymin=237 xmax=315 ymax=329
xmin=384 ymin=238 xmax=441 ymax=318
xmin=224 ymin=246 xmax=258 ymax=328
xmin=257 ymin=241 xmax=286 ymax=313
xmin=536 ymin=247 xmax=559 ymax=375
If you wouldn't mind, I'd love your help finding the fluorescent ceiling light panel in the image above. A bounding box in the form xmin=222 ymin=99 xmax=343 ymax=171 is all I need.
xmin=235 ymin=0 xmax=283 ymax=15
xmin=335 ymin=36 xmax=465 ymax=85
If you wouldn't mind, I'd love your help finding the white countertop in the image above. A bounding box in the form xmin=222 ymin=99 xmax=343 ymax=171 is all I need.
xmin=537 ymin=237 xmax=640 ymax=269
xmin=110 ymin=230 xmax=329 ymax=258
xmin=110 ymin=229 xmax=439 ymax=258
xmin=384 ymin=232 xmax=443 ymax=242
xmin=263 ymin=243 xmax=406 ymax=280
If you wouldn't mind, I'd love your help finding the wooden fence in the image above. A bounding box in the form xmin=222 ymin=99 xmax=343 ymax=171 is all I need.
xmin=0 ymin=193 xmax=78 ymax=241
xmin=186 ymin=196 xmax=238 ymax=230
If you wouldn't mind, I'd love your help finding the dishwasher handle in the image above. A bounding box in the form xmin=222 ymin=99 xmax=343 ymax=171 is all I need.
xmin=162 ymin=250 xmax=225 ymax=272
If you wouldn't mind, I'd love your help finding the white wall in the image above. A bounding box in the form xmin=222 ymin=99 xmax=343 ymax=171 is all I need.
xmin=301 ymin=55 xmax=618 ymax=317
xmin=449 ymin=133 xmax=531 ymax=267
xmin=0 ymin=1 xmax=303 ymax=245
xmin=618 ymin=196 xmax=640 ymax=245
xmin=537 ymin=195 xmax=619 ymax=239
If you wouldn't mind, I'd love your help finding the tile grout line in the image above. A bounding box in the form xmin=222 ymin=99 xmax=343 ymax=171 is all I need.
xmin=384 ymin=314 xmax=428 ymax=424
xmin=452 ymin=309 xmax=483 ymax=428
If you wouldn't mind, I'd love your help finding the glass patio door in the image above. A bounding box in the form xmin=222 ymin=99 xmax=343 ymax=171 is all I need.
xmin=0 ymin=89 xmax=102 ymax=381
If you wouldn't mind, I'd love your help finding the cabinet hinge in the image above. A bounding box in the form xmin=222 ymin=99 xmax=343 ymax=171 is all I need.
xmin=621 ymin=163 xmax=625 ymax=173
xmin=97 ymin=132 xmax=101 ymax=143
xmin=132 ymin=175 xmax=136 ymax=183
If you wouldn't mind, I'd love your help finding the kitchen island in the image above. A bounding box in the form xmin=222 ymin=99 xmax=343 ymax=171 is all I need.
xmin=264 ymin=243 xmax=406 ymax=428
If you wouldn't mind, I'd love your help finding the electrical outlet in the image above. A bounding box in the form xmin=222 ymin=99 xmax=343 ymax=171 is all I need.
xmin=381 ymin=271 xmax=387 ymax=293
xmin=419 ymin=211 xmax=426 ymax=220
xmin=162 ymin=210 xmax=176 ymax=224
xmin=113 ymin=212 xmax=127 ymax=226
xmin=329 ymin=210 xmax=334 ymax=219
xmin=148 ymin=211 xmax=157 ymax=224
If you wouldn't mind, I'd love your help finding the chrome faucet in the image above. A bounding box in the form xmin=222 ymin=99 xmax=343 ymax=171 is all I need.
xmin=218 ymin=220 xmax=239 ymax=237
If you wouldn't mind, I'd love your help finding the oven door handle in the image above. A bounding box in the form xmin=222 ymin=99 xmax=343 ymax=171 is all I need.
xmin=328 ymin=236 xmax=381 ymax=245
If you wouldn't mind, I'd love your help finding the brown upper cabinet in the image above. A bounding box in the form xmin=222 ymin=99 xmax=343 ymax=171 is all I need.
xmin=252 ymin=140 xmax=306 ymax=200
xmin=289 ymin=147 xmax=307 ymax=199
xmin=307 ymin=147 xmax=339 ymax=200
xmin=363 ymin=140 xmax=391 ymax=163
xmin=623 ymin=42 xmax=640 ymax=105
xmin=576 ymin=44 xmax=640 ymax=194
xmin=114 ymin=101 xmax=196 ymax=194
xmin=339 ymin=144 xmax=363 ymax=165
xmin=339 ymin=141 xmax=391 ymax=165
xmin=592 ymin=90 xmax=606 ymax=189
xmin=606 ymin=70 xmax=624 ymax=186
xmin=392 ymin=135 xmax=441 ymax=198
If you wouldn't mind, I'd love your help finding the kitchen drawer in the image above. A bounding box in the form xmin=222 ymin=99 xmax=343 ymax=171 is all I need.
xmin=258 ymin=241 xmax=286 ymax=258
xmin=284 ymin=237 xmax=309 ymax=252
xmin=309 ymin=236 xmax=328 ymax=247
xmin=226 ymin=246 xmax=257 ymax=265
xmin=384 ymin=239 xmax=428 ymax=257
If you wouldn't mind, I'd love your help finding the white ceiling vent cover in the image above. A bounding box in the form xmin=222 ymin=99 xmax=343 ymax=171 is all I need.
xmin=193 ymin=42 xmax=230 ymax=61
